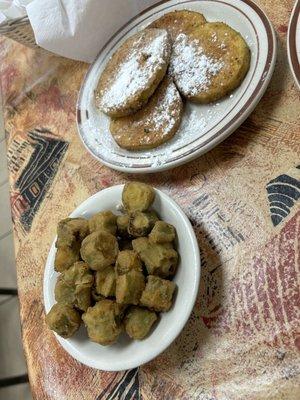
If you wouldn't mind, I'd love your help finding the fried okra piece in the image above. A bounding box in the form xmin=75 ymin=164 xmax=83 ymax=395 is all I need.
xmin=45 ymin=303 xmax=81 ymax=338
xmin=54 ymin=217 xmax=89 ymax=272
xmin=131 ymin=237 xmax=149 ymax=253
xmin=124 ymin=306 xmax=157 ymax=340
xmin=116 ymin=214 xmax=130 ymax=237
xmin=55 ymin=276 xmax=73 ymax=304
xmin=115 ymin=250 xmax=142 ymax=275
xmin=116 ymin=270 xmax=145 ymax=305
xmin=54 ymin=243 xmax=81 ymax=272
xmin=149 ymin=221 xmax=176 ymax=243
xmin=56 ymin=218 xmax=89 ymax=248
xmin=122 ymin=182 xmax=155 ymax=212
xmin=55 ymin=262 xmax=94 ymax=312
xmin=140 ymin=275 xmax=176 ymax=312
xmin=95 ymin=266 xmax=116 ymax=297
xmin=82 ymin=300 xmax=122 ymax=345
xmin=132 ymin=237 xmax=178 ymax=278
xmin=128 ymin=211 xmax=159 ymax=237
xmin=80 ymin=231 xmax=118 ymax=271
xmin=89 ymin=211 xmax=117 ymax=235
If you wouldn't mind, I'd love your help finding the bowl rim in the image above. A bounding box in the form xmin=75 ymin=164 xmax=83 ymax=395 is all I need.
xmin=43 ymin=185 xmax=201 ymax=371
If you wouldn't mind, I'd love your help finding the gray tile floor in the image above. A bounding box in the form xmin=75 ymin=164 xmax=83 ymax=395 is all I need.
xmin=0 ymin=108 xmax=32 ymax=399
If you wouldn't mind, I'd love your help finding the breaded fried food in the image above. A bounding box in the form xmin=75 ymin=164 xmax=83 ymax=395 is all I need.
xmin=95 ymin=266 xmax=116 ymax=298
xmin=89 ymin=211 xmax=117 ymax=235
xmin=169 ymin=22 xmax=250 ymax=103
xmin=95 ymin=29 xmax=171 ymax=117
xmin=45 ymin=303 xmax=81 ymax=338
xmin=82 ymin=300 xmax=122 ymax=345
xmin=116 ymin=270 xmax=145 ymax=305
xmin=148 ymin=10 xmax=206 ymax=42
xmin=54 ymin=217 xmax=89 ymax=272
xmin=56 ymin=218 xmax=89 ymax=248
xmin=122 ymin=182 xmax=155 ymax=213
xmin=55 ymin=261 xmax=94 ymax=312
xmin=124 ymin=306 xmax=157 ymax=340
xmin=149 ymin=221 xmax=176 ymax=243
xmin=110 ymin=76 xmax=183 ymax=150
xmin=115 ymin=250 xmax=142 ymax=275
xmin=128 ymin=211 xmax=159 ymax=237
xmin=54 ymin=243 xmax=81 ymax=273
xmin=132 ymin=237 xmax=178 ymax=278
xmin=140 ymin=275 xmax=176 ymax=312
xmin=80 ymin=231 xmax=118 ymax=271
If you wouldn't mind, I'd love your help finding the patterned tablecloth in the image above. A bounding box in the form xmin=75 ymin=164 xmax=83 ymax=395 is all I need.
xmin=0 ymin=0 xmax=299 ymax=399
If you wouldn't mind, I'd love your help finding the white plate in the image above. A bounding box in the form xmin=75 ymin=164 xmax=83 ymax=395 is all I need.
xmin=77 ymin=0 xmax=277 ymax=173
xmin=287 ymin=0 xmax=300 ymax=89
xmin=43 ymin=185 xmax=200 ymax=371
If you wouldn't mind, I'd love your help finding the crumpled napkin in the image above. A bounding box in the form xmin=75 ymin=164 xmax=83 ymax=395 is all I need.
xmin=26 ymin=0 xmax=160 ymax=63
xmin=0 ymin=0 xmax=31 ymax=24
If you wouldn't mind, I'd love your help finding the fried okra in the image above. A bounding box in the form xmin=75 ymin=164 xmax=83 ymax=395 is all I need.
xmin=49 ymin=182 xmax=181 ymax=345
xmin=56 ymin=218 xmax=89 ymax=248
xmin=122 ymin=182 xmax=155 ymax=212
xmin=89 ymin=211 xmax=117 ymax=235
xmin=80 ymin=231 xmax=118 ymax=271
xmin=115 ymin=250 xmax=142 ymax=275
xmin=116 ymin=270 xmax=145 ymax=305
xmin=95 ymin=266 xmax=116 ymax=297
xmin=54 ymin=217 xmax=89 ymax=272
xmin=131 ymin=237 xmax=149 ymax=253
xmin=128 ymin=211 xmax=159 ymax=237
xmin=124 ymin=306 xmax=157 ymax=340
xmin=54 ymin=243 xmax=81 ymax=273
xmin=149 ymin=221 xmax=176 ymax=243
xmin=140 ymin=275 xmax=176 ymax=312
xmin=132 ymin=237 xmax=178 ymax=278
xmin=55 ymin=262 xmax=94 ymax=312
xmin=45 ymin=303 xmax=81 ymax=338
xmin=117 ymin=214 xmax=130 ymax=237
xmin=82 ymin=300 xmax=122 ymax=345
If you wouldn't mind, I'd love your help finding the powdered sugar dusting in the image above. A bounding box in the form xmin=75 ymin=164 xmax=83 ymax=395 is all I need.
xmin=82 ymin=100 xmax=227 ymax=168
xmin=98 ymin=30 xmax=170 ymax=112
xmin=169 ymin=33 xmax=224 ymax=96
xmin=132 ymin=81 xmax=180 ymax=138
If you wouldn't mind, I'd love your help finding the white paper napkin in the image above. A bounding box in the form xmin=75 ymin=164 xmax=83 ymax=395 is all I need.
xmin=26 ymin=0 xmax=160 ymax=63
xmin=0 ymin=0 xmax=30 ymax=24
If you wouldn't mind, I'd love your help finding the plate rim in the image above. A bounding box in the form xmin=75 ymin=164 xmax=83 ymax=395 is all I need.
xmin=43 ymin=185 xmax=201 ymax=371
xmin=287 ymin=0 xmax=300 ymax=89
xmin=76 ymin=0 xmax=277 ymax=173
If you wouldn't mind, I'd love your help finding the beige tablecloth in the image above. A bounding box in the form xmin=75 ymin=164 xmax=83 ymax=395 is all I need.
xmin=0 ymin=0 xmax=299 ymax=398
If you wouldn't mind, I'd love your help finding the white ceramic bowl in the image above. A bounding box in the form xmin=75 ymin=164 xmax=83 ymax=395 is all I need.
xmin=43 ymin=185 xmax=200 ymax=371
